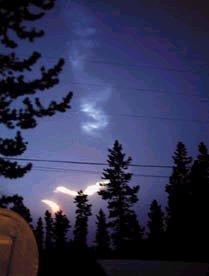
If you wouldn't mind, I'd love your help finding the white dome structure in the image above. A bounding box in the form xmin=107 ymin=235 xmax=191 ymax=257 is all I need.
xmin=0 ymin=208 xmax=39 ymax=276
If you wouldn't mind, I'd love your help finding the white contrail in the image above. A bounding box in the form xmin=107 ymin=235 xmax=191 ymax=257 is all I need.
xmin=41 ymin=199 xmax=60 ymax=213
xmin=54 ymin=180 xmax=109 ymax=197
xmin=83 ymin=180 xmax=110 ymax=195
xmin=54 ymin=186 xmax=78 ymax=197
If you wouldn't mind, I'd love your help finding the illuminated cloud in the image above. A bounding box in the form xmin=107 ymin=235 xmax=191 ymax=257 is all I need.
xmin=64 ymin=3 xmax=112 ymax=135
xmin=67 ymin=8 xmax=96 ymax=71
xmin=81 ymin=102 xmax=108 ymax=135
xmin=41 ymin=200 xmax=60 ymax=213
xmin=54 ymin=186 xmax=78 ymax=197
xmin=54 ymin=180 xmax=109 ymax=197
xmin=80 ymin=85 xmax=112 ymax=135
xmin=84 ymin=180 xmax=109 ymax=195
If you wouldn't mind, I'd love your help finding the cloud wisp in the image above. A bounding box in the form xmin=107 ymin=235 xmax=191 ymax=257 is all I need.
xmin=65 ymin=3 xmax=112 ymax=136
xmin=54 ymin=186 xmax=77 ymax=197
xmin=80 ymin=85 xmax=112 ymax=135
xmin=54 ymin=180 xmax=109 ymax=197
xmin=41 ymin=199 xmax=61 ymax=213
xmin=80 ymin=101 xmax=108 ymax=135
xmin=67 ymin=4 xmax=96 ymax=72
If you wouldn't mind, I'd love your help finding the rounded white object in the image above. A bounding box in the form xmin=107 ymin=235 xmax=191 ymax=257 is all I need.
xmin=0 ymin=208 xmax=39 ymax=276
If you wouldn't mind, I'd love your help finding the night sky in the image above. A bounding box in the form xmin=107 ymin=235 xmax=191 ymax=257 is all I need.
xmin=1 ymin=0 xmax=209 ymax=239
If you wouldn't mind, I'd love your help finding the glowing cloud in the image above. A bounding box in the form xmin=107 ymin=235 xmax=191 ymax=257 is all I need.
xmin=54 ymin=180 xmax=109 ymax=197
xmin=66 ymin=7 xmax=96 ymax=71
xmin=54 ymin=186 xmax=78 ymax=197
xmin=41 ymin=200 xmax=60 ymax=213
xmin=84 ymin=180 xmax=109 ymax=195
xmin=64 ymin=3 xmax=112 ymax=136
xmin=84 ymin=183 xmax=100 ymax=196
xmin=81 ymin=102 xmax=108 ymax=134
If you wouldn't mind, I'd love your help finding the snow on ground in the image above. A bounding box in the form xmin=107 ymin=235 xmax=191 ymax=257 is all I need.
xmin=98 ymin=259 xmax=208 ymax=276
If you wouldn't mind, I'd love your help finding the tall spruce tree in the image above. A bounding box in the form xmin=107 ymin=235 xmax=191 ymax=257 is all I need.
xmin=0 ymin=0 xmax=73 ymax=179
xmin=98 ymin=140 xmax=143 ymax=253
xmin=44 ymin=210 xmax=54 ymax=250
xmin=165 ymin=142 xmax=192 ymax=258
xmin=35 ymin=217 xmax=44 ymax=253
xmin=190 ymin=142 xmax=209 ymax=260
xmin=147 ymin=200 xmax=164 ymax=243
xmin=74 ymin=190 xmax=92 ymax=247
xmin=54 ymin=210 xmax=70 ymax=250
xmin=95 ymin=209 xmax=110 ymax=257
xmin=0 ymin=194 xmax=32 ymax=225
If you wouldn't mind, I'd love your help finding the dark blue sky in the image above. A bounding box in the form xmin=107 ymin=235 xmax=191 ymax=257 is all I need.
xmin=1 ymin=0 xmax=209 ymax=237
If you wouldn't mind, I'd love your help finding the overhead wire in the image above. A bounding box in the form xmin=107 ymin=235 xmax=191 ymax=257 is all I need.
xmin=33 ymin=165 xmax=170 ymax=179
xmin=4 ymin=157 xmax=173 ymax=168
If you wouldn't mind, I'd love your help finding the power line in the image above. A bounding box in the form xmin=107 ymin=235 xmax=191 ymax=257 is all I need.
xmin=33 ymin=165 xmax=169 ymax=178
xmin=82 ymin=58 xmax=209 ymax=73
xmin=104 ymin=112 xmax=209 ymax=124
xmin=4 ymin=53 xmax=209 ymax=99
xmin=68 ymin=81 xmax=209 ymax=100
xmin=11 ymin=53 xmax=209 ymax=73
xmin=70 ymin=110 xmax=209 ymax=124
xmin=4 ymin=157 xmax=173 ymax=168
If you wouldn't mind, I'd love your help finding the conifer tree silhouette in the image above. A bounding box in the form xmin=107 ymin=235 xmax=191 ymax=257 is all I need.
xmin=99 ymin=140 xmax=143 ymax=255
xmin=148 ymin=200 xmax=164 ymax=241
xmin=35 ymin=217 xmax=44 ymax=253
xmin=147 ymin=200 xmax=164 ymax=259
xmin=95 ymin=209 xmax=110 ymax=257
xmin=190 ymin=142 xmax=209 ymax=261
xmin=0 ymin=0 xmax=73 ymax=179
xmin=165 ymin=142 xmax=192 ymax=260
xmin=44 ymin=210 xmax=54 ymax=251
xmin=54 ymin=210 xmax=70 ymax=250
xmin=74 ymin=190 xmax=92 ymax=247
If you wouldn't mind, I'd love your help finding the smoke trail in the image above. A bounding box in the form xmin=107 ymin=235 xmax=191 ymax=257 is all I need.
xmin=54 ymin=186 xmax=78 ymax=197
xmin=54 ymin=180 xmax=109 ymax=197
xmin=64 ymin=3 xmax=112 ymax=136
xmin=41 ymin=199 xmax=60 ymax=213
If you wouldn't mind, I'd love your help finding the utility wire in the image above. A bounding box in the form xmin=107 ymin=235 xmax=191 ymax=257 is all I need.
xmin=70 ymin=110 xmax=209 ymax=124
xmin=33 ymin=166 xmax=169 ymax=178
xmin=4 ymin=157 xmax=173 ymax=168
xmin=10 ymin=53 xmax=209 ymax=73
xmin=68 ymin=81 xmax=209 ymax=100
xmin=81 ymin=58 xmax=209 ymax=73
xmin=4 ymin=53 xmax=208 ymax=99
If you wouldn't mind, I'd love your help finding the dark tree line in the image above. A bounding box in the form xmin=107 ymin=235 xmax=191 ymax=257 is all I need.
xmin=1 ymin=140 xmax=209 ymax=266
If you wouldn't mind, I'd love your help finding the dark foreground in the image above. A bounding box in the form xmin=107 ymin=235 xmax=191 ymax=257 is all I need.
xmin=98 ymin=259 xmax=209 ymax=276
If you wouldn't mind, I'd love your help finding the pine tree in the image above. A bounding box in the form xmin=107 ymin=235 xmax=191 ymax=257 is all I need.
xmin=95 ymin=209 xmax=110 ymax=257
xmin=0 ymin=0 xmax=73 ymax=179
xmin=190 ymin=142 xmax=209 ymax=261
xmin=147 ymin=200 xmax=164 ymax=243
xmin=54 ymin=210 xmax=70 ymax=250
xmin=74 ymin=191 xmax=92 ymax=247
xmin=35 ymin=217 xmax=44 ymax=253
xmin=44 ymin=210 xmax=54 ymax=250
xmin=0 ymin=194 xmax=33 ymax=225
xmin=98 ymin=140 xmax=144 ymax=254
xmin=165 ymin=142 xmax=192 ymax=259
